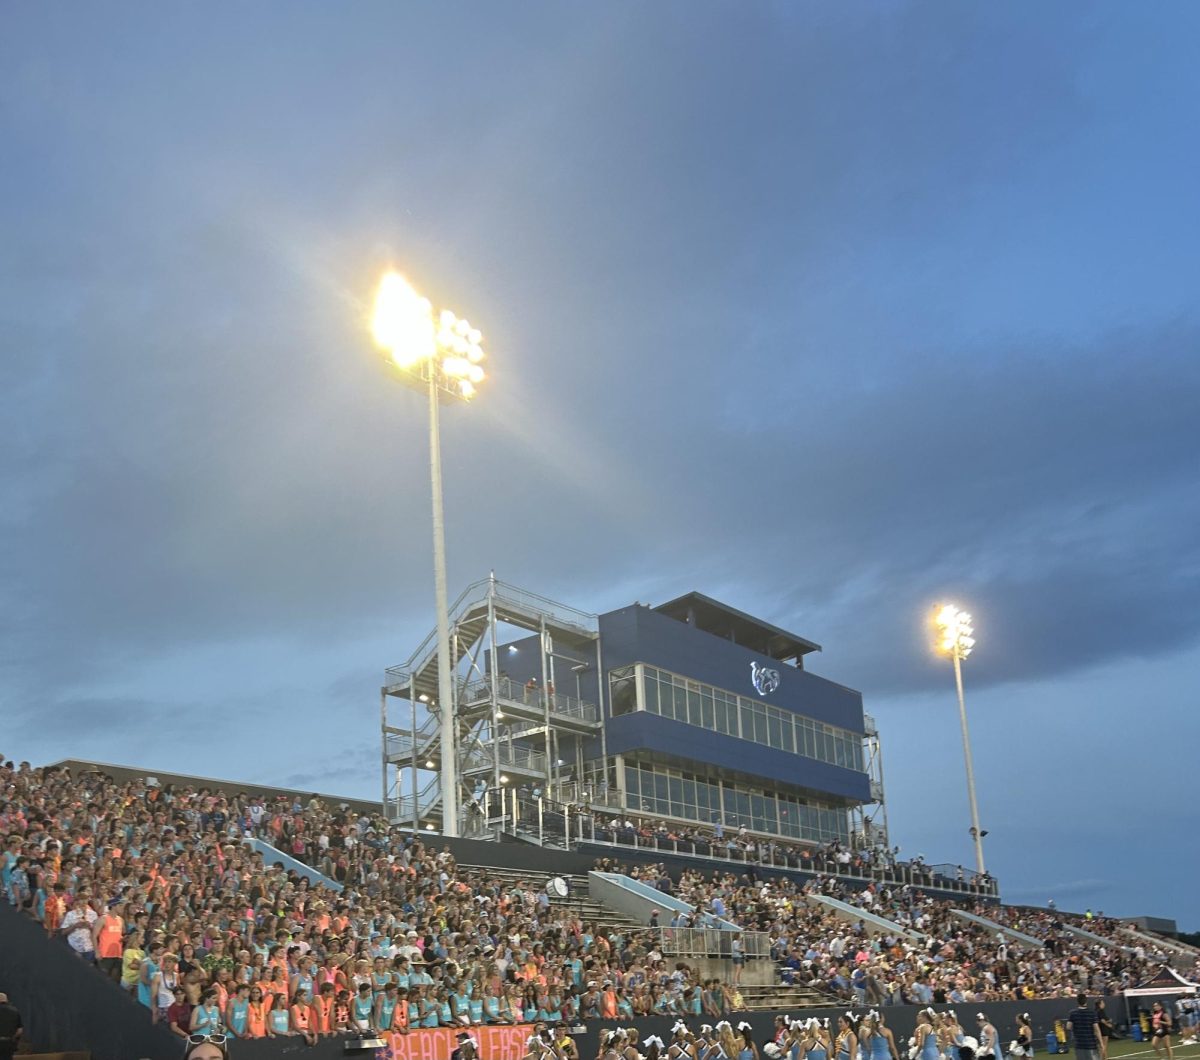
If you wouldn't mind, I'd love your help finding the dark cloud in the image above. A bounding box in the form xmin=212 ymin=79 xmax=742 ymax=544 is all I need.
xmin=3 ymin=2 xmax=1200 ymax=924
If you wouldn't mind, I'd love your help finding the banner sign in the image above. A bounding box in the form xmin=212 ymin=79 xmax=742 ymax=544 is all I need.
xmin=380 ymin=1025 xmax=532 ymax=1060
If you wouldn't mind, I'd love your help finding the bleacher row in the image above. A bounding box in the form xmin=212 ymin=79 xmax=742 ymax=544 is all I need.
xmin=1 ymin=757 xmax=1197 ymax=1047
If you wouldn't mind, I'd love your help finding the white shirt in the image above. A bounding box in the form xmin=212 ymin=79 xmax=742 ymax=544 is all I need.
xmin=63 ymin=906 xmax=98 ymax=953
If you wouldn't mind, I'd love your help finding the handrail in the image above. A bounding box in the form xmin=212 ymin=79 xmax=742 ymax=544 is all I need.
xmin=646 ymin=926 xmax=772 ymax=959
xmin=462 ymin=676 xmax=600 ymax=724
xmin=577 ymin=828 xmax=999 ymax=898
xmin=464 ymin=743 xmax=547 ymax=773
xmin=388 ymin=577 xmax=599 ymax=686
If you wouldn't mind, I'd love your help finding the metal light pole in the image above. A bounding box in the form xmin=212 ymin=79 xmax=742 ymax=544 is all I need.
xmin=935 ymin=605 xmax=985 ymax=875
xmin=372 ymin=272 xmax=487 ymax=838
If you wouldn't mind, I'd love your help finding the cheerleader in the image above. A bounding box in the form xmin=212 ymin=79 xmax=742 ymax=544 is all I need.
xmin=802 ymin=1018 xmax=829 ymax=1060
xmin=600 ymin=1030 xmax=623 ymax=1060
xmin=976 ymin=1015 xmax=1003 ymax=1060
xmin=936 ymin=1013 xmax=956 ymax=1060
xmin=645 ymin=1036 xmax=666 ymax=1060
xmin=718 ymin=1022 xmax=741 ymax=1060
xmin=867 ymin=1013 xmax=896 ymax=1060
xmin=1011 ymin=1014 xmax=1033 ymax=1058
xmin=914 ymin=1009 xmax=940 ymax=1060
xmin=738 ymin=1022 xmax=761 ymax=1060
xmin=835 ymin=1014 xmax=859 ymax=1060
xmin=1151 ymin=1001 xmax=1174 ymax=1060
xmin=872 ymin=1011 xmax=900 ymax=1060
xmin=672 ymin=1023 xmax=699 ymax=1060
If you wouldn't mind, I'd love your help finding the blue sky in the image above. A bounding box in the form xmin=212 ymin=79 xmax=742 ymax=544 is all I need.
xmin=2 ymin=4 xmax=1198 ymax=926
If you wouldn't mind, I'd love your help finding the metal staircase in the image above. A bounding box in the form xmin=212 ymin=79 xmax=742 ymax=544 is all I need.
xmin=382 ymin=575 xmax=603 ymax=833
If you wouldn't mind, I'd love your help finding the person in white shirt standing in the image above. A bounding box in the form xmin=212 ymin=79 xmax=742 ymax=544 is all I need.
xmin=60 ymin=892 xmax=98 ymax=962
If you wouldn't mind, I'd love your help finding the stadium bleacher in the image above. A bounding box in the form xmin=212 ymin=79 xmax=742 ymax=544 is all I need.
xmin=1 ymin=755 xmax=1195 ymax=1056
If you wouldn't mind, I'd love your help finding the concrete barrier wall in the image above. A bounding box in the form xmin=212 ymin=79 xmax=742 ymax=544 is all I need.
xmin=0 ymin=899 xmax=180 ymax=1060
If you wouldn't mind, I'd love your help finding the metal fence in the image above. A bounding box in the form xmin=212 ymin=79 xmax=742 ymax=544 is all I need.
xmin=646 ymin=927 xmax=772 ymax=960
xmin=460 ymin=676 xmax=600 ymax=724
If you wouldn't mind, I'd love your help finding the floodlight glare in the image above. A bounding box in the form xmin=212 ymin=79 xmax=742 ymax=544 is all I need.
xmin=372 ymin=273 xmax=435 ymax=368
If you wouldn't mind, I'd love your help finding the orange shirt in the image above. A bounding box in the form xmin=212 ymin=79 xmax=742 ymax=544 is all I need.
xmin=315 ymin=996 xmax=335 ymax=1034
xmin=247 ymin=1001 xmax=268 ymax=1038
xmin=291 ymin=1003 xmax=311 ymax=1031
xmin=601 ymin=989 xmax=618 ymax=1019
xmin=96 ymin=914 xmax=125 ymax=959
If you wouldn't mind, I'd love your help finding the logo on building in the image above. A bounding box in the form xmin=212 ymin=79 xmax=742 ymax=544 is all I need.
xmin=751 ymin=661 xmax=781 ymax=696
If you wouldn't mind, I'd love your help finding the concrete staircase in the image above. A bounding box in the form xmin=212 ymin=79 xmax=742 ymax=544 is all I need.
xmin=738 ymin=982 xmax=841 ymax=1011
xmin=1117 ymin=925 xmax=1200 ymax=970
xmin=458 ymin=863 xmax=647 ymax=935
xmin=456 ymin=863 xmax=842 ymax=1011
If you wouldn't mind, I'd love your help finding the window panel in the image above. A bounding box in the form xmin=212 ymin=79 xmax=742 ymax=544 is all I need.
xmin=767 ymin=714 xmax=782 ymax=749
xmin=672 ymin=684 xmax=687 ymax=722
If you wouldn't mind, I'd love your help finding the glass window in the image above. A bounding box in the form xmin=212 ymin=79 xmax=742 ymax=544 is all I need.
xmin=701 ymin=689 xmax=715 ymax=730
xmin=641 ymin=675 xmax=658 ymax=715
xmin=767 ymin=714 xmax=781 ymax=749
xmin=672 ymin=684 xmax=687 ymax=722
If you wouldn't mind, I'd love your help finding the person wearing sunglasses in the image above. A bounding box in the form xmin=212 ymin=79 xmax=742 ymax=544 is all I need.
xmin=183 ymin=1033 xmax=227 ymax=1060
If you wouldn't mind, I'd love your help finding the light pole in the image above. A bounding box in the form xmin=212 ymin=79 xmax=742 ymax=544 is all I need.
xmin=372 ymin=272 xmax=487 ymax=838
xmin=934 ymin=604 xmax=986 ymax=875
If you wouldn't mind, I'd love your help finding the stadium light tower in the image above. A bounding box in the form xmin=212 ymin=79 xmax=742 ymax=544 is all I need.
xmin=372 ymin=271 xmax=487 ymax=838
xmin=934 ymin=604 xmax=986 ymax=875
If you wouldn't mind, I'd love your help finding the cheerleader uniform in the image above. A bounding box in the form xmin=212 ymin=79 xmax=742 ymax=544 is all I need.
xmin=921 ymin=1029 xmax=941 ymax=1060
xmin=872 ymin=1033 xmax=892 ymax=1060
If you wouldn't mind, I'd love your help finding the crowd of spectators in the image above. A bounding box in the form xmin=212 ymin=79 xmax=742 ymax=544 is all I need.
xmin=0 ymin=759 xmax=746 ymax=1041
xmin=598 ymin=859 xmax=1197 ymax=1003
xmin=585 ymin=819 xmax=995 ymax=898
xmin=2 ymin=756 xmax=1196 ymax=1046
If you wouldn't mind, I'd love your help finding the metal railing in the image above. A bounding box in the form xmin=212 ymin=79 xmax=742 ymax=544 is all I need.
xmin=576 ymin=820 xmax=999 ymax=898
xmin=387 ymin=578 xmax=599 ymax=686
xmin=461 ymin=676 xmax=600 ymax=724
xmin=464 ymin=743 xmax=547 ymax=774
xmin=647 ymin=926 xmax=772 ymax=960
xmin=391 ymin=776 xmax=440 ymax=822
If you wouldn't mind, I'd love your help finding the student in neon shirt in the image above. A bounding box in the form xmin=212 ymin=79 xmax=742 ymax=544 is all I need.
xmin=191 ymin=991 xmax=224 ymax=1036
xmin=392 ymin=988 xmax=410 ymax=1034
xmin=246 ymin=986 xmax=268 ymax=1039
xmin=290 ymin=989 xmax=318 ymax=1046
xmin=225 ymin=984 xmax=251 ymax=1039
xmin=352 ymin=984 xmax=375 ymax=1033
xmin=266 ymin=995 xmax=291 ymax=1038
xmin=314 ymin=983 xmax=336 ymax=1037
xmin=375 ymin=984 xmax=400 ymax=1032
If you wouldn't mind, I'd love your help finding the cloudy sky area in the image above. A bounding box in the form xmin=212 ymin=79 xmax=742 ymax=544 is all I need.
xmin=3 ymin=4 xmax=1198 ymax=925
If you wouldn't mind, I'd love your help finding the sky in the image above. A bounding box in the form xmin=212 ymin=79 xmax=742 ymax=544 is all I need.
xmin=2 ymin=3 xmax=1198 ymax=927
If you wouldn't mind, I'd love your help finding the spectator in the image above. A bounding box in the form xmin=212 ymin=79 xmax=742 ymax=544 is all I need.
xmin=1067 ymin=995 xmax=1102 ymax=1060
xmin=0 ymin=994 xmax=22 ymax=1060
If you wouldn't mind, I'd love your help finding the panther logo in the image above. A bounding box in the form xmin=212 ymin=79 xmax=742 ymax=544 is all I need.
xmin=751 ymin=661 xmax=781 ymax=696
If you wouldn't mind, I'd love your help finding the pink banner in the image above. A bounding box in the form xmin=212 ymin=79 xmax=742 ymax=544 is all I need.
xmin=382 ymin=1025 xmax=532 ymax=1060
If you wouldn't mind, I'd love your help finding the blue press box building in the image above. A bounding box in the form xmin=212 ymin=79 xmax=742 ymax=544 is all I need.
xmin=382 ymin=577 xmax=886 ymax=850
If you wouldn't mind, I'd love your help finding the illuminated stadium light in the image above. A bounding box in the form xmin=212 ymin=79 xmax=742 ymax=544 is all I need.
xmin=935 ymin=605 xmax=975 ymax=659
xmin=370 ymin=270 xmax=492 ymax=837
xmin=372 ymin=274 xmax=486 ymax=402
xmin=933 ymin=602 xmax=985 ymax=876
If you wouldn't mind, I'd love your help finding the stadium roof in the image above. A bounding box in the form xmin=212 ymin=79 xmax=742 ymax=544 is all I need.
xmin=652 ymin=591 xmax=821 ymax=665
